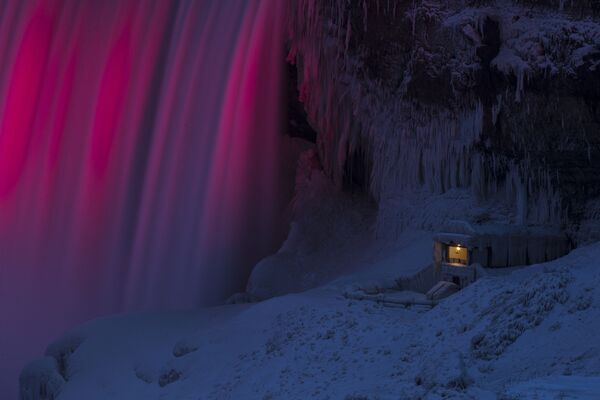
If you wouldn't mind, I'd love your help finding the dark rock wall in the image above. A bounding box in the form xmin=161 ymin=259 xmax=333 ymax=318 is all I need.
xmin=286 ymin=0 xmax=600 ymax=242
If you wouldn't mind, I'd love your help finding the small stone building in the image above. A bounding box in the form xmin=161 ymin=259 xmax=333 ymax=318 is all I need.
xmin=433 ymin=220 xmax=572 ymax=288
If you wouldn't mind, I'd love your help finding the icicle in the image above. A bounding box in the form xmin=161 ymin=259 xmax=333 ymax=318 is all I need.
xmin=363 ymin=0 xmax=368 ymax=32
xmin=345 ymin=11 xmax=351 ymax=53
xmin=410 ymin=0 xmax=417 ymax=36
xmin=492 ymin=94 xmax=502 ymax=126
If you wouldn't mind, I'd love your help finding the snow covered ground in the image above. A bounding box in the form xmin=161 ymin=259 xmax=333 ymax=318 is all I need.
xmin=20 ymin=237 xmax=600 ymax=399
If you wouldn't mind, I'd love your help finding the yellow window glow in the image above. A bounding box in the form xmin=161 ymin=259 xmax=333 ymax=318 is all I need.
xmin=447 ymin=244 xmax=468 ymax=265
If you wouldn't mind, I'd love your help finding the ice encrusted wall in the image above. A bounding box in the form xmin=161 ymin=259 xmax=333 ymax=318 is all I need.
xmin=286 ymin=0 xmax=600 ymax=239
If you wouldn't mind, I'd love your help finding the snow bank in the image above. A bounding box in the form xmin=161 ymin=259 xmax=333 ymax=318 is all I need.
xmin=20 ymin=241 xmax=600 ymax=399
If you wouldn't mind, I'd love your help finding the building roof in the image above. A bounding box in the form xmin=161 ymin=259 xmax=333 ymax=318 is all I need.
xmin=433 ymin=232 xmax=474 ymax=246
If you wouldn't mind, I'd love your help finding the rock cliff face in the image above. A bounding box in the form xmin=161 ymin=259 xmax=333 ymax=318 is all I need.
xmin=286 ymin=0 xmax=600 ymax=242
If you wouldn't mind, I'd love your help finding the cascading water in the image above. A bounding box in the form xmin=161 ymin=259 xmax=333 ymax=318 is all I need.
xmin=0 ymin=0 xmax=288 ymax=397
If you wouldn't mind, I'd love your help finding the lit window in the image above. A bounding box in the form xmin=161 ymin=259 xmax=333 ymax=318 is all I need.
xmin=447 ymin=244 xmax=468 ymax=265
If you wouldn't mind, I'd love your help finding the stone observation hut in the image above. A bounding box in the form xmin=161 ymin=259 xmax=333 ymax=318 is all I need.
xmin=433 ymin=220 xmax=572 ymax=288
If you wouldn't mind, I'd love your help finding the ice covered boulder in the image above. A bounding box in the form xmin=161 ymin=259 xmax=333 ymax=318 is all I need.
xmin=19 ymin=357 xmax=65 ymax=400
xmin=20 ymin=332 xmax=85 ymax=399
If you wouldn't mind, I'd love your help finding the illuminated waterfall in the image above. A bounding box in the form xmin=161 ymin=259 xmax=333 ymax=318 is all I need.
xmin=0 ymin=0 xmax=286 ymax=396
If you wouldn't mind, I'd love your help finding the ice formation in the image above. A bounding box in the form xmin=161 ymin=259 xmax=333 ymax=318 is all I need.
xmin=286 ymin=0 xmax=600 ymax=234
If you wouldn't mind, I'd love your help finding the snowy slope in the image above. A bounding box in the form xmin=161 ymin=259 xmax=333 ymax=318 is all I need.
xmin=246 ymin=151 xmax=435 ymax=301
xmin=21 ymin=240 xmax=600 ymax=399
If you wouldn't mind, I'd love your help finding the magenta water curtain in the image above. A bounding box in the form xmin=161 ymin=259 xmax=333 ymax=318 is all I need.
xmin=0 ymin=0 xmax=285 ymax=396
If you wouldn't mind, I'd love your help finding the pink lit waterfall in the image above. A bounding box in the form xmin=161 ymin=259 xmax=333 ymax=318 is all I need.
xmin=0 ymin=0 xmax=287 ymax=396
